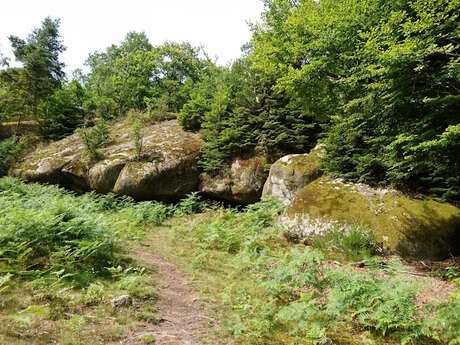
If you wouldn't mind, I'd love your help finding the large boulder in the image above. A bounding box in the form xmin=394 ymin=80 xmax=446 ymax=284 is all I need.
xmin=264 ymin=148 xmax=460 ymax=260
xmin=262 ymin=145 xmax=323 ymax=204
xmin=11 ymin=120 xmax=203 ymax=200
xmin=200 ymin=156 xmax=268 ymax=204
xmin=284 ymin=177 xmax=460 ymax=259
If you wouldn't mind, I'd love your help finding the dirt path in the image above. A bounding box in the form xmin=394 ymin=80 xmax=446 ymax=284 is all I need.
xmin=129 ymin=249 xmax=218 ymax=345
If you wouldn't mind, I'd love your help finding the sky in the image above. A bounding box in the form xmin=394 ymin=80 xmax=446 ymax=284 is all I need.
xmin=0 ymin=0 xmax=264 ymax=75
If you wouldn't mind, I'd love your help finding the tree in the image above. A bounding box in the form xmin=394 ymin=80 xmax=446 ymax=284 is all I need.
xmin=43 ymin=79 xmax=86 ymax=139
xmin=246 ymin=0 xmax=459 ymax=202
xmin=84 ymin=34 xmax=212 ymax=119
xmin=8 ymin=17 xmax=66 ymax=125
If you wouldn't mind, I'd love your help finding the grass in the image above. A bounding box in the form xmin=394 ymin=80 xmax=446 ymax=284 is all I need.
xmin=144 ymin=199 xmax=460 ymax=345
xmin=1 ymin=177 xmax=459 ymax=345
xmin=0 ymin=177 xmax=164 ymax=344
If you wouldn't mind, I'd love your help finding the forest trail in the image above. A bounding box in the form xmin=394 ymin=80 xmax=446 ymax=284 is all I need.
xmin=128 ymin=245 xmax=218 ymax=345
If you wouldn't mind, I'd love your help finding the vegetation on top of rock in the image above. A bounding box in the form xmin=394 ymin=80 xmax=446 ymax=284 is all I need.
xmin=12 ymin=119 xmax=203 ymax=199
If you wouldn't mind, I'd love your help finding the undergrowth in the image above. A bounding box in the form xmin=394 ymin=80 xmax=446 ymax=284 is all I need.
xmin=0 ymin=136 xmax=23 ymax=176
xmin=0 ymin=177 xmax=206 ymax=287
xmin=1 ymin=177 xmax=459 ymax=344
xmin=169 ymin=198 xmax=460 ymax=345
xmin=0 ymin=177 xmax=177 ymax=344
xmin=0 ymin=177 xmax=119 ymax=286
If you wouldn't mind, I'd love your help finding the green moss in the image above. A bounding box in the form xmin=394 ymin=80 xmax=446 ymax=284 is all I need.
xmin=287 ymin=176 xmax=460 ymax=259
xmin=281 ymin=145 xmax=322 ymax=175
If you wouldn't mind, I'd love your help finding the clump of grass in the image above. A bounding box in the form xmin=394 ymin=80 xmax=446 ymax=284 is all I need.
xmin=311 ymin=225 xmax=380 ymax=261
xmin=140 ymin=334 xmax=156 ymax=344
xmin=81 ymin=283 xmax=105 ymax=306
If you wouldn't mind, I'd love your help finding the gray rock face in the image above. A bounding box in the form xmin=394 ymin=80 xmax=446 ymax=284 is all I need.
xmin=200 ymin=156 xmax=268 ymax=204
xmin=262 ymin=146 xmax=323 ymax=205
xmin=12 ymin=120 xmax=203 ymax=200
xmin=111 ymin=295 xmax=132 ymax=308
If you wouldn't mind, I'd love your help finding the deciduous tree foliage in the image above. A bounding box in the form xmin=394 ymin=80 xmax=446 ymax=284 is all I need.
xmin=84 ymin=33 xmax=211 ymax=119
xmin=181 ymin=0 xmax=459 ymax=202
xmin=1 ymin=1 xmax=458 ymax=202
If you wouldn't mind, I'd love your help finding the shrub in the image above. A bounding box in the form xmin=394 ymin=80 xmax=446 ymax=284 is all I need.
xmin=81 ymin=283 xmax=105 ymax=305
xmin=76 ymin=118 xmax=110 ymax=161
xmin=174 ymin=192 xmax=206 ymax=216
xmin=0 ymin=177 xmax=119 ymax=284
xmin=43 ymin=79 xmax=86 ymax=139
xmin=131 ymin=118 xmax=143 ymax=161
xmin=0 ymin=136 xmax=22 ymax=176
xmin=178 ymin=92 xmax=210 ymax=131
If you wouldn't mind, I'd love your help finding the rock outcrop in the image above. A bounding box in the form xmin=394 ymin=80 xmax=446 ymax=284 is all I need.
xmin=200 ymin=156 xmax=268 ymax=204
xmin=264 ymin=147 xmax=460 ymax=260
xmin=11 ymin=120 xmax=203 ymax=200
xmin=262 ymin=145 xmax=323 ymax=204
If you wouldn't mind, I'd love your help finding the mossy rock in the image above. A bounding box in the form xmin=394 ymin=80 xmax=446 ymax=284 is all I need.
xmin=285 ymin=176 xmax=460 ymax=260
xmin=263 ymin=145 xmax=323 ymax=204
xmin=200 ymin=156 xmax=267 ymax=204
xmin=11 ymin=120 xmax=203 ymax=200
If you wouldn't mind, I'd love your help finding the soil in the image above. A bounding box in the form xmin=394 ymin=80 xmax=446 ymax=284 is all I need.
xmin=126 ymin=248 xmax=219 ymax=345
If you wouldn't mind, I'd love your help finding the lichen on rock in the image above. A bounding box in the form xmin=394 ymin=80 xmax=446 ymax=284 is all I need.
xmin=263 ymin=146 xmax=459 ymax=260
xmin=200 ymin=155 xmax=267 ymax=204
xmin=11 ymin=120 xmax=203 ymax=200
xmin=262 ymin=145 xmax=323 ymax=205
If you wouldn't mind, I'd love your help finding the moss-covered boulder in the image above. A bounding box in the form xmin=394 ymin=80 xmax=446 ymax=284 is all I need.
xmin=284 ymin=176 xmax=460 ymax=260
xmin=200 ymin=156 xmax=267 ymax=204
xmin=11 ymin=120 xmax=203 ymax=200
xmin=262 ymin=146 xmax=323 ymax=204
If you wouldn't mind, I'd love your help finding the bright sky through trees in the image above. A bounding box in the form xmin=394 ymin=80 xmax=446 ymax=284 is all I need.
xmin=0 ymin=0 xmax=264 ymax=74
